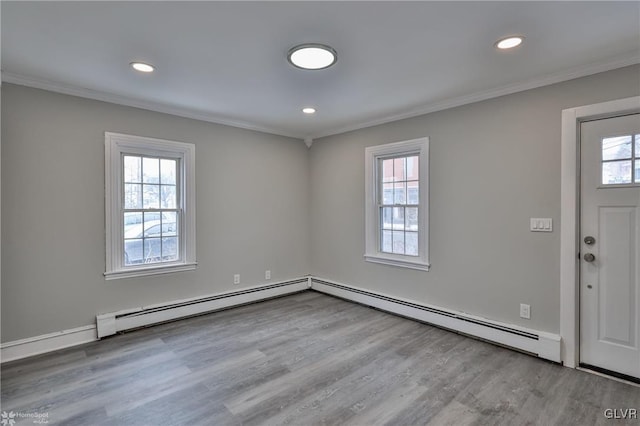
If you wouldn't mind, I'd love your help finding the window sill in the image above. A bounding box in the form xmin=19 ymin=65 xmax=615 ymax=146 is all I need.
xmin=104 ymin=262 xmax=197 ymax=280
xmin=364 ymin=254 xmax=430 ymax=271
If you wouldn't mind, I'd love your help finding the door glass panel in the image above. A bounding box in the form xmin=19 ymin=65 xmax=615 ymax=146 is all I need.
xmin=602 ymin=160 xmax=632 ymax=185
xmin=602 ymin=135 xmax=632 ymax=161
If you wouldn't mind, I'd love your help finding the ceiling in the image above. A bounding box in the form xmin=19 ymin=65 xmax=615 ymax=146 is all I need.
xmin=2 ymin=1 xmax=639 ymax=141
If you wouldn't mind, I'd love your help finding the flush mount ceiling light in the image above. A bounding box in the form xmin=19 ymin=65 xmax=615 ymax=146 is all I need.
xmin=288 ymin=44 xmax=337 ymax=70
xmin=130 ymin=62 xmax=155 ymax=73
xmin=302 ymin=107 xmax=316 ymax=114
xmin=495 ymin=36 xmax=524 ymax=50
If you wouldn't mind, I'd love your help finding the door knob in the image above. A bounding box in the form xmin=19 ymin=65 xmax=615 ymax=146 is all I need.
xmin=584 ymin=253 xmax=596 ymax=262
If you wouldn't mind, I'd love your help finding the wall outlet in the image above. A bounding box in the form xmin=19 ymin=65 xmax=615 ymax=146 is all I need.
xmin=233 ymin=274 xmax=240 ymax=285
xmin=265 ymin=270 xmax=271 ymax=280
xmin=520 ymin=303 xmax=531 ymax=319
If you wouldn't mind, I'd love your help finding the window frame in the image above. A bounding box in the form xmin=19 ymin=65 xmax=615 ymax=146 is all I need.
xmin=364 ymin=137 xmax=430 ymax=271
xmin=105 ymin=132 xmax=196 ymax=280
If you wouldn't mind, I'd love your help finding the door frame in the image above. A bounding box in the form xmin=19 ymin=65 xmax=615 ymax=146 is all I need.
xmin=560 ymin=96 xmax=640 ymax=368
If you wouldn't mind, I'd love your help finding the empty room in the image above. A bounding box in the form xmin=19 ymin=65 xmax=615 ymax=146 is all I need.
xmin=1 ymin=1 xmax=640 ymax=425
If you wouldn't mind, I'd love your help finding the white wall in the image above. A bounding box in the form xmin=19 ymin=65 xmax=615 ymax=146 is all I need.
xmin=309 ymin=65 xmax=640 ymax=334
xmin=1 ymin=84 xmax=310 ymax=342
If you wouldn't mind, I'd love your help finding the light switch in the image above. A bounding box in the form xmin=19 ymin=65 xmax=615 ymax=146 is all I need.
xmin=530 ymin=218 xmax=552 ymax=232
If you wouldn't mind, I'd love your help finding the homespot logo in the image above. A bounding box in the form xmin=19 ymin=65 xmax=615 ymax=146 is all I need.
xmin=604 ymin=408 xmax=637 ymax=420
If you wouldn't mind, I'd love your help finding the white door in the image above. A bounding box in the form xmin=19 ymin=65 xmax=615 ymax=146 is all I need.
xmin=580 ymin=113 xmax=640 ymax=380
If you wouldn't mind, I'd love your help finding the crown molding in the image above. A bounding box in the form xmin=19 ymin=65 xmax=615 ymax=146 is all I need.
xmin=1 ymin=71 xmax=302 ymax=140
xmin=309 ymin=52 xmax=640 ymax=140
xmin=3 ymin=52 xmax=638 ymax=143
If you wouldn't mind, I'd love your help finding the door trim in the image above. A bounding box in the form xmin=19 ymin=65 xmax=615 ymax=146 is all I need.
xmin=560 ymin=96 xmax=640 ymax=368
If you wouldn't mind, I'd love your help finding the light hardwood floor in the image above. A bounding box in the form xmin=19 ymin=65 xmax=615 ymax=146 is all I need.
xmin=1 ymin=291 xmax=639 ymax=425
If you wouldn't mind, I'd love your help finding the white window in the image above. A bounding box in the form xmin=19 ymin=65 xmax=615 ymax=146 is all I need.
xmin=105 ymin=132 xmax=196 ymax=279
xmin=365 ymin=137 xmax=429 ymax=271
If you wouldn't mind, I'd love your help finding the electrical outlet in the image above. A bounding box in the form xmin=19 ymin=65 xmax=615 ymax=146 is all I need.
xmin=520 ymin=303 xmax=531 ymax=319
xmin=233 ymin=274 xmax=240 ymax=285
xmin=265 ymin=270 xmax=271 ymax=280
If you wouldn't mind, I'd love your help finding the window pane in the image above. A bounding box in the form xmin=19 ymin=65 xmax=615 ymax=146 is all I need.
xmin=393 ymin=157 xmax=406 ymax=181
xmin=124 ymin=184 xmax=142 ymax=209
xmin=405 ymin=232 xmax=418 ymax=256
xmin=381 ymin=159 xmax=394 ymax=183
xmin=144 ymin=238 xmax=162 ymax=263
xmin=381 ymin=230 xmax=392 ymax=253
xmin=143 ymin=212 xmax=162 ymax=237
xmin=124 ymin=212 xmax=142 ymax=230
xmin=143 ymin=157 xmax=160 ymax=183
xmin=162 ymin=237 xmax=179 ymax=261
xmin=394 ymin=182 xmax=406 ymax=204
xmin=381 ymin=207 xmax=393 ymax=230
xmin=392 ymin=207 xmax=405 ymax=230
xmin=406 ymin=156 xmax=419 ymax=180
xmin=636 ymin=135 xmax=640 ymax=158
xmin=161 ymin=185 xmax=177 ymax=209
xmin=406 ymin=207 xmax=418 ymax=231
xmin=407 ymin=181 xmax=419 ymax=205
xmin=124 ymin=239 xmax=143 ymax=265
xmin=143 ymin=184 xmax=160 ymax=209
xmin=392 ymin=231 xmax=405 ymax=254
xmin=602 ymin=160 xmax=632 ymax=185
xmin=635 ymin=161 xmax=640 ymax=183
xmin=163 ymin=212 xmax=178 ymax=236
xmin=382 ymin=183 xmax=393 ymax=204
xmin=602 ymin=136 xmax=632 ymax=161
xmin=161 ymin=159 xmax=177 ymax=184
xmin=124 ymin=156 xmax=141 ymax=183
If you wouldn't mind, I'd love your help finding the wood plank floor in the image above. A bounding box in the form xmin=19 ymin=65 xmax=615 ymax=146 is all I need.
xmin=2 ymin=291 xmax=639 ymax=425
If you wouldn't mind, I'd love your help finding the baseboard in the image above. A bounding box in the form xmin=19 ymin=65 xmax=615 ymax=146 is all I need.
xmin=310 ymin=277 xmax=561 ymax=363
xmin=97 ymin=277 xmax=310 ymax=338
xmin=0 ymin=325 xmax=98 ymax=363
xmin=1 ymin=275 xmax=562 ymax=364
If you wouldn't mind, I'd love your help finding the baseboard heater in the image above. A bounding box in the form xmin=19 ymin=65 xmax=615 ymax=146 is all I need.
xmin=310 ymin=277 xmax=561 ymax=363
xmin=96 ymin=278 xmax=309 ymax=338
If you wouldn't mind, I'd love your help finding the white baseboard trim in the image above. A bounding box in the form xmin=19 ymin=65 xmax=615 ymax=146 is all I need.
xmin=1 ymin=275 xmax=561 ymax=364
xmin=97 ymin=277 xmax=310 ymax=338
xmin=0 ymin=325 xmax=98 ymax=364
xmin=310 ymin=277 xmax=561 ymax=363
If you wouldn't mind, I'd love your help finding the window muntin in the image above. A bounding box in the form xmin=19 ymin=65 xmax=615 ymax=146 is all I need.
xmin=123 ymin=155 xmax=180 ymax=266
xmin=379 ymin=155 xmax=419 ymax=256
xmin=364 ymin=137 xmax=429 ymax=271
xmin=601 ymin=134 xmax=640 ymax=185
xmin=105 ymin=132 xmax=196 ymax=280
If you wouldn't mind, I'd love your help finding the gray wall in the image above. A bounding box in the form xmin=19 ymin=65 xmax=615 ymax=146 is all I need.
xmin=309 ymin=65 xmax=640 ymax=334
xmin=1 ymin=84 xmax=310 ymax=342
xmin=2 ymin=65 xmax=638 ymax=343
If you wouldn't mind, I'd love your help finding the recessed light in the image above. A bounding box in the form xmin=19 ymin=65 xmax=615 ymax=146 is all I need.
xmin=302 ymin=107 xmax=316 ymax=114
xmin=130 ymin=62 xmax=155 ymax=73
xmin=288 ymin=44 xmax=337 ymax=70
xmin=495 ymin=36 xmax=524 ymax=50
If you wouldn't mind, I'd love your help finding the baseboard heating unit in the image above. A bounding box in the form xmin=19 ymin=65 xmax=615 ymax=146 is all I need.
xmin=96 ymin=278 xmax=309 ymax=338
xmin=310 ymin=277 xmax=561 ymax=363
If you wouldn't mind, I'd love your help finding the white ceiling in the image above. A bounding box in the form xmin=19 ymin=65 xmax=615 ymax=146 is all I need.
xmin=2 ymin=1 xmax=639 ymax=140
